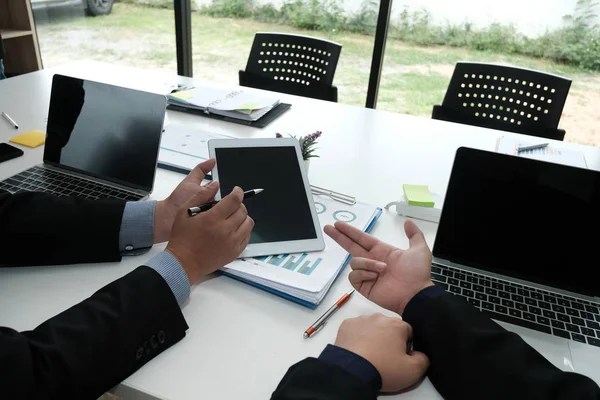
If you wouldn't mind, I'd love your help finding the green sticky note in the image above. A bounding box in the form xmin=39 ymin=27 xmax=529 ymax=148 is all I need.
xmin=403 ymin=184 xmax=435 ymax=207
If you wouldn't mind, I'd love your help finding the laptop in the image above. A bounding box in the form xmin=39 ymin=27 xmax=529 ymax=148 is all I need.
xmin=0 ymin=74 xmax=167 ymax=201
xmin=431 ymin=147 xmax=600 ymax=356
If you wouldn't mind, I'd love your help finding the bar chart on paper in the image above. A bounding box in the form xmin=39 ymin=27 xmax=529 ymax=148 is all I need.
xmin=255 ymin=254 xmax=324 ymax=276
xmin=495 ymin=136 xmax=587 ymax=168
xmin=222 ymin=195 xmax=382 ymax=305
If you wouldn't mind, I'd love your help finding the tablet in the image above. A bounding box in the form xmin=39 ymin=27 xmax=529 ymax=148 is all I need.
xmin=208 ymin=138 xmax=325 ymax=258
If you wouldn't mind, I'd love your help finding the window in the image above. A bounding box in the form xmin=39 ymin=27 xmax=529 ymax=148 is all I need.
xmin=191 ymin=0 xmax=381 ymax=106
xmin=376 ymin=0 xmax=600 ymax=146
xmin=34 ymin=0 xmax=177 ymax=73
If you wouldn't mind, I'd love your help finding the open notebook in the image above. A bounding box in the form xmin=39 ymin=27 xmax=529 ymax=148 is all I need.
xmin=222 ymin=195 xmax=382 ymax=308
xmin=168 ymin=87 xmax=280 ymax=122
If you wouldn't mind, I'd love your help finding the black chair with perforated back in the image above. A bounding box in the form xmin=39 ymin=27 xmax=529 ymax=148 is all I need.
xmin=239 ymin=32 xmax=342 ymax=102
xmin=432 ymin=62 xmax=572 ymax=140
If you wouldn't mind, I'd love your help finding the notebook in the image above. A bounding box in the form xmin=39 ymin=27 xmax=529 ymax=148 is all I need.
xmin=168 ymin=87 xmax=280 ymax=122
xmin=222 ymin=195 xmax=382 ymax=308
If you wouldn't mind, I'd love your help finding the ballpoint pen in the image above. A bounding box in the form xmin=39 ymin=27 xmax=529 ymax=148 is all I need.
xmin=1 ymin=112 xmax=19 ymax=129
xmin=310 ymin=185 xmax=356 ymax=205
xmin=517 ymin=143 xmax=549 ymax=152
xmin=187 ymin=188 xmax=263 ymax=216
xmin=304 ymin=289 xmax=355 ymax=338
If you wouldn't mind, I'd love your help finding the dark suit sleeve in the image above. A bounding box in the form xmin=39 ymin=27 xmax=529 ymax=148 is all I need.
xmin=0 ymin=190 xmax=126 ymax=266
xmin=0 ymin=266 xmax=188 ymax=400
xmin=271 ymin=345 xmax=380 ymax=400
xmin=403 ymin=290 xmax=600 ymax=400
xmin=271 ymin=358 xmax=377 ymax=400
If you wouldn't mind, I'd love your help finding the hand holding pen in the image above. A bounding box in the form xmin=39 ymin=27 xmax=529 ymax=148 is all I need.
xmin=188 ymin=188 xmax=263 ymax=216
xmin=166 ymin=186 xmax=256 ymax=284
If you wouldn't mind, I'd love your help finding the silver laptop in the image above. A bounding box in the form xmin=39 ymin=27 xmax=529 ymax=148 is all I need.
xmin=431 ymin=147 xmax=600 ymax=351
xmin=0 ymin=74 xmax=167 ymax=201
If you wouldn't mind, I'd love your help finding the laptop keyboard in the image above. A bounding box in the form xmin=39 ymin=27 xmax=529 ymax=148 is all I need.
xmin=0 ymin=166 xmax=143 ymax=201
xmin=431 ymin=263 xmax=600 ymax=347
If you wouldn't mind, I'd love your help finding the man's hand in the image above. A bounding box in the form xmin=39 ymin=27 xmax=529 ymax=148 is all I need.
xmin=165 ymin=186 xmax=254 ymax=285
xmin=335 ymin=313 xmax=429 ymax=392
xmin=154 ymin=159 xmax=216 ymax=243
xmin=324 ymin=220 xmax=433 ymax=315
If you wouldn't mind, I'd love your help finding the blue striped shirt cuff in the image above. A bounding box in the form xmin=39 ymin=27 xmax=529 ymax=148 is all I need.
xmin=119 ymin=201 xmax=156 ymax=256
xmin=145 ymin=251 xmax=191 ymax=306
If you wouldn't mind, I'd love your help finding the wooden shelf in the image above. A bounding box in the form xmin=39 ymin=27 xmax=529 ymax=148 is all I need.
xmin=0 ymin=29 xmax=33 ymax=40
xmin=0 ymin=0 xmax=42 ymax=76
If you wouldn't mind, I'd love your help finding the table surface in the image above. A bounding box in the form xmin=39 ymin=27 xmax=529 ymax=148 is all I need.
xmin=2 ymin=61 xmax=600 ymax=400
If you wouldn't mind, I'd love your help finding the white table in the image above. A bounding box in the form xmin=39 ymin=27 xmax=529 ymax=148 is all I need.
xmin=1 ymin=61 xmax=600 ymax=400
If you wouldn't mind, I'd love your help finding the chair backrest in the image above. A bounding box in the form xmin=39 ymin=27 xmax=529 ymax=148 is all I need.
xmin=440 ymin=62 xmax=571 ymax=131
xmin=242 ymin=32 xmax=342 ymax=89
xmin=239 ymin=70 xmax=338 ymax=102
xmin=432 ymin=105 xmax=566 ymax=140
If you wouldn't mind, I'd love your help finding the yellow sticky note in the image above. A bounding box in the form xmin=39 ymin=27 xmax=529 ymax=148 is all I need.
xmin=235 ymin=102 xmax=260 ymax=111
xmin=403 ymin=184 xmax=435 ymax=207
xmin=10 ymin=130 xmax=46 ymax=148
xmin=170 ymin=91 xmax=194 ymax=100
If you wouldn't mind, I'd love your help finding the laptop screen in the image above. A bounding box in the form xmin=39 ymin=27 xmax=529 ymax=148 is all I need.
xmin=433 ymin=147 xmax=600 ymax=297
xmin=44 ymin=74 xmax=166 ymax=192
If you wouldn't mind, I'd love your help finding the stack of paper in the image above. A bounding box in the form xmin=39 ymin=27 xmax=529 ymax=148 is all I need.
xmin=495 ymin=136 xmax=587 ymax=168
xmin=222 ymin=195 xmax=382 ymax=308
xmin=168 ymin=87 xmax=280 ymax=122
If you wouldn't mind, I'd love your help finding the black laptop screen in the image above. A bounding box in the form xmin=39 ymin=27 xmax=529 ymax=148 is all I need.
xmin=433 ymin=147 xmax=600 ymax=297
xmin=44 ymin=75 xmax=166 ymax=192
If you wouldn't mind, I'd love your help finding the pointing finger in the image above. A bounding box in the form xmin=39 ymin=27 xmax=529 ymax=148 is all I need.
xmin=324 ymin=224 xmax=370 ymax=258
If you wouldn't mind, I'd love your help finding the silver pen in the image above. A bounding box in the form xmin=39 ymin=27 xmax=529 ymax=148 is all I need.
xmin=310 ymin=185 xmax=356 ymax=205
xmin=1 ymin=112 xmax=19 ymax=129
xmin=303 ymin=289 xmax=355 ymax=338
xmin=517 ymin=143 xmax=549 ymax=152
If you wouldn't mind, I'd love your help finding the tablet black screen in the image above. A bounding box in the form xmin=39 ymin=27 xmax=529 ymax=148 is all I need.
xmin=215 ymin=146 xmax=317 ymax=244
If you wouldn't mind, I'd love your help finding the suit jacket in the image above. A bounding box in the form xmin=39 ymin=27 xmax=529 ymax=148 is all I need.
xmin=0 ymin=191 xmax=189 ymax=399
xmin=271 ymin=294 xmax=600 ymax=399
xmin=0 ymin=190 xmax=126 ymax=266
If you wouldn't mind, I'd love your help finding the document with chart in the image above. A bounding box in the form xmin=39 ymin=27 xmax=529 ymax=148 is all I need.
xmin=222 ymin=195 xmax=382 ymax=308
xmin=495 ymin=136 xmax=587 ymax=168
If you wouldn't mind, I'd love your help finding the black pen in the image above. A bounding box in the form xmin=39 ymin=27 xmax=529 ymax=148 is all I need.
xmin=187 ymin=188 xmax=264 ymax=216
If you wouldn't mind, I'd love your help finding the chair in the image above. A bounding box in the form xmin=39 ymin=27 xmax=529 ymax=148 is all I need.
xmin=239 ymin=32 xmax=342 ymax=102
xmin=432 ymin=62 xmax=572 ymax=140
